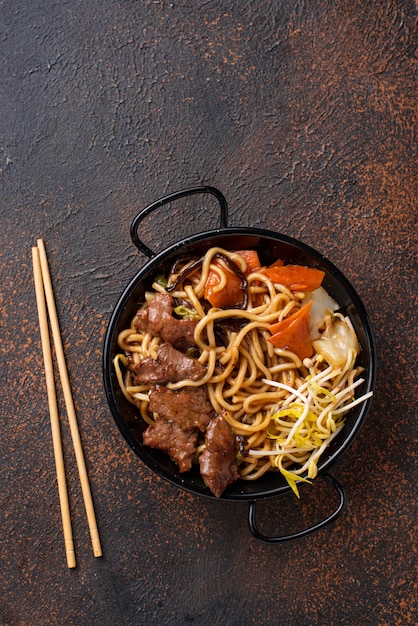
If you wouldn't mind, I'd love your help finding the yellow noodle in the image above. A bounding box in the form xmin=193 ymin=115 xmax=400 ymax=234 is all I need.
xmin=222 ymin=355 xmax=252 ymax=398
xmin=209 ymin=346 xmax=240 ymax=383
xmin=243 ymin=391 xmax=285 ymax=414
xmin=246 ymin=430 xmax=269 ymax=449
xmin=184 ymin=285 xmax=206 ymax=318
xmin=232 ymin=344 xmax=260 ymax=388
xmin=222 ymin=410 xmax=272 ymax=434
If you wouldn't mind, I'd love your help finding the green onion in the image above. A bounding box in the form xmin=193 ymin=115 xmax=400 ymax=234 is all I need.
xmin=173 ymin=304 xmax=200 ymax=320
xmin=155 ymin=274 xmax=168 ymax=287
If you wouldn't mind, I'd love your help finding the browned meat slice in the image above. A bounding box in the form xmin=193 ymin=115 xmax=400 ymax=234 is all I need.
xmin=199 ymin=414 xmax=240 ymax=497
xmin=142 ymin=418 xmax=197 ymax=473
xmin=135 ymin=293 xmax=198 ymax=352
xmin=136 ymin=292 xmax=172 ymax=333
xmin=149 ymin=385 xmax=214 ymax=432
xmin=130 ymin=342 xmax=207 ymax=385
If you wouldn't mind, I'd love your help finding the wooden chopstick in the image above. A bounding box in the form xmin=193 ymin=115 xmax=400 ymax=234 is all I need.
xmin=33 ymin=239 xmax=102 ymax=564
xmin=32 ymin=246 xmax=76 ymax=568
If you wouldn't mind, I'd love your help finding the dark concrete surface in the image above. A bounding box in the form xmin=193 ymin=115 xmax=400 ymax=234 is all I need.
xmin=1 ymin=1 xmax=416 ymax=625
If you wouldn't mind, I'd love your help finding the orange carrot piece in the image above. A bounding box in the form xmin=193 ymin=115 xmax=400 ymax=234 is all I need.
xmin=232 ymin=250 xmax=261 ymax=275
xmin=204 ymin=267 xmax=242 ymax=307
xmin=268 ymin=302 xmax=310 ymax=335
xmin=260 ymin=265 xmax=325 ymax=291
xmin=268 ymin=301 xmax=313 ymax=359
xmin=204 ymin=250 xmax=259 ymax=308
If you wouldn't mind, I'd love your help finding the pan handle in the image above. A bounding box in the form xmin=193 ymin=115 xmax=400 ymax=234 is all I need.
xmin=247 ymin=473 xmax=347 ymax=544
xmin=130 ymin=186 xmax=229 ymax=258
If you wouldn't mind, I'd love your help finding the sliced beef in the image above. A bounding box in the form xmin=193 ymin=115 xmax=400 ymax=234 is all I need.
xmin=149 ymin=385 xmax=214 ymax=432
xmin=199 ymin=414 xmax=240 ymax=497
xmin=130 ymin=342 xmax=207 ymax=385
xmin=135 ymin=293 xmax=198 ymax=352
xmin=142 ymin=418 xmax=197 ymax=473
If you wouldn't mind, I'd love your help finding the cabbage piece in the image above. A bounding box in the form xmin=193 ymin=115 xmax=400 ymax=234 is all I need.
xmin=312 ymin=318 xmax=360 ymax=368
xmin=302 ymin=287 xmax=339 ymax=339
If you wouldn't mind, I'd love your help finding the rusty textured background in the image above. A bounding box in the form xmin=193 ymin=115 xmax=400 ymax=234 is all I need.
xmin=1 ymin=1 xmax=417 ymax=625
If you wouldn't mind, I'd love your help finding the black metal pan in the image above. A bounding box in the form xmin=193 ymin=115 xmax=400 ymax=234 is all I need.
xmin=103 ymin=186 xmax=376 ymax=543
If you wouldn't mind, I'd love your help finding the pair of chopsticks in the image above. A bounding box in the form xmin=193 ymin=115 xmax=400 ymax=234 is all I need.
xmin=32 ymin=239 xmax=102 ymax=568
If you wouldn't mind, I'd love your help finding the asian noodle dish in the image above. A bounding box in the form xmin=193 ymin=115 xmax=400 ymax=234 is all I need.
xmin=114 ymin=246 xmax=372 ymax=497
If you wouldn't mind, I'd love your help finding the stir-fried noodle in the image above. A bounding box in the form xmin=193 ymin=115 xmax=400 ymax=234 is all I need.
xmin=114 ymin=246 xmax=372 ymax=496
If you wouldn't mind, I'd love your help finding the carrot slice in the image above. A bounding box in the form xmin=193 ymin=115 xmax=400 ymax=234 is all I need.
xmin=260 ymin=265 xmax=325 ymax=291
xmin=268 ymin=301 xmax=311 ymax=335
xmin=204 ymin=250 xmax=259 ymax=308
xmin=232 ymin=250 xmax=261 ymax=275
xmin=204 ymin=267 xmax=242 ymax=307
xmin=268 ymin=301 xmax=313 ymax=359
